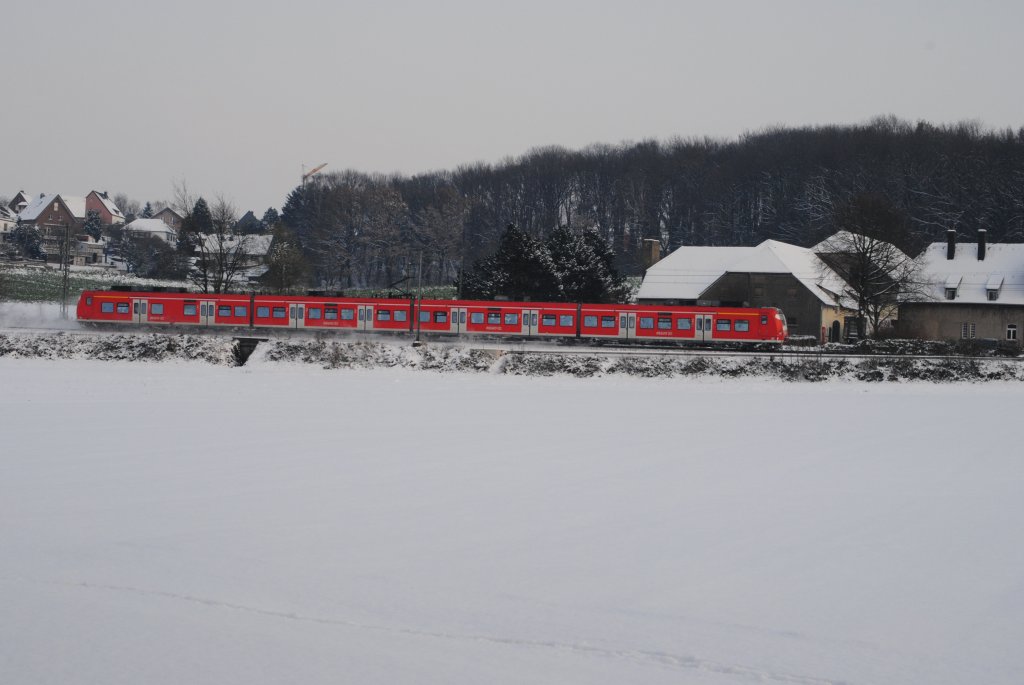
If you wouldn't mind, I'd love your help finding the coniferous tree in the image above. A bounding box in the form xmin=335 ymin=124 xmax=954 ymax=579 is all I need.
xmin=11 ymin=219 xmax=43 ymax=259
xmin=141 ymin=202 xmax=154 ymax=218
xmin=458 ymin=224 xmax=560 ymax=300
xmin=82 ymin=210 xmax=104 ymax=242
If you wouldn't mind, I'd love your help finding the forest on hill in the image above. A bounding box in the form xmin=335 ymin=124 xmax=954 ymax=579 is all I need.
xmin=280 ymin=116 xmax=1024 ymax=289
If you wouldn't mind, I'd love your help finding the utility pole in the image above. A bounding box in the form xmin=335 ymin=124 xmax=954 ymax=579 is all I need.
xmin=59 ymin=222 xmax=72 ymax=319
xmin=414 ymin=251 xmax=423 ymax=345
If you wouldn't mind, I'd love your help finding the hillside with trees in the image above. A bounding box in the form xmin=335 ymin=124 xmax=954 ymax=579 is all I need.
xmin=278 ymin=116 xmax=1024 ymax=291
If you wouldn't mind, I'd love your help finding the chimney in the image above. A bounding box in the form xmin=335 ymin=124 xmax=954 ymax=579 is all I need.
xmin=978 ymin=229 xmax=986 ymax=261
xmin=946 ymin=229 xmax=956 ymax=260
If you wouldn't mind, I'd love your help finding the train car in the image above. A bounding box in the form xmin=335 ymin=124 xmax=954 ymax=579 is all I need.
xmin=77 ymin=290 xmax=788 ymax=345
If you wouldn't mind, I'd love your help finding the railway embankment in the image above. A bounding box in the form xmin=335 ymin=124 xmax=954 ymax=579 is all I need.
xmin=2 ymin=331 xmax=1023 ymax=381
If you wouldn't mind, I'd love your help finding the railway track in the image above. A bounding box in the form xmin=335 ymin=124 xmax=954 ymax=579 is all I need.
xmin=2 ymin=323 xmax=1021 ymax=364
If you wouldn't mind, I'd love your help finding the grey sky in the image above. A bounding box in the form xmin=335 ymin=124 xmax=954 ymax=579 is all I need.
xmin=4 ymin=0 xmax=1023 ymax=214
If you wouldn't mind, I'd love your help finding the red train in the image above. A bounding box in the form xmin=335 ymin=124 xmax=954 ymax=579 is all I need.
xmin=76 ymin=289 xmax=789 ymax=345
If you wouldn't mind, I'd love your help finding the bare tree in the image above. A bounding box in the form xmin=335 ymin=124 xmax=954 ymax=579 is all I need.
xmin=190 ymin=196 xmax=252 ymax=293
xmin=816 ymin=194 xmax=927 ymax=335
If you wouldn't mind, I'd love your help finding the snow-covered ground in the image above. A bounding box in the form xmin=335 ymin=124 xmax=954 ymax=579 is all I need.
xmin=1 ymin=358 xmax=1021 ymax=684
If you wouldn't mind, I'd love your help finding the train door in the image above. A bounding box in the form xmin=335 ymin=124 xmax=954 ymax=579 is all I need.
xmin=289 ymin=303 xmax=305 ymax=329
xmin=358 ymin=304 xmax=374 ymax=331
xmin=201 ymin=300 xmax=217 ymax=325
xmin=696 ymin=314 xmax=714 ymax=341
xmin=133 ymin=298 xmax=149 ymax=324
xmin=522 ymin=308 xmax=538 ymax=336
xmin=620 ymin=312 xmax=635 ymax=339
xmin=450 ymin=307 xmax=467 ymax=334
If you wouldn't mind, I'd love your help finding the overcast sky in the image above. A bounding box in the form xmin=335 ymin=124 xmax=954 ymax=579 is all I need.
xmin=4 ymin=0 xmax=1023 ymax=215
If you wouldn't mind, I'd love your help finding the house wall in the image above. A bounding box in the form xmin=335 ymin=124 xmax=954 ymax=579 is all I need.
xmin=86 ymin=192 xmax=122 ymax=225
xmin=898 ymin=303 xmax=1024 ymax=342
xmin=154 ymin=208 xmax=182 ymax=231
xmin=702 ymin=272 xmax=845 ymax=338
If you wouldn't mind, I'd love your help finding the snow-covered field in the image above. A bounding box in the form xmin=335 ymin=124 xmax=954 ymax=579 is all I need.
xmin=1 ymin=358 xmax=1021 ymax=684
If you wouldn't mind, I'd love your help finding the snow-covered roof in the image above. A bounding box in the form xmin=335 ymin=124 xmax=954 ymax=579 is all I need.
xmin=637 ymin=239 xmax=855 ymax=308
xmin=92 ymin=191 xmax=124 ymax=219
xmin=18 ymin=194 xmax=59 ymax=221
xmin=917 ymin=242 xmax=1024 ymax=305
xmin=636 ymin=246 xmax=757 ymax=300
xmin=127 ymin=218 xmax=174 ymax=234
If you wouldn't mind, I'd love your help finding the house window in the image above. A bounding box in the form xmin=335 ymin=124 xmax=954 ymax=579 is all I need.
xmin=945 ymin=288 xmax=957 ymax=300
xmin=961 ymin=322 xmax=976 ymax=339
xmin=753 ymin=286 xmax=764 ymax=297
xmin=987 ymin=290 xmax=999 ymax=301
xmin=1007 ymin=324 xmax=1018 ymax=341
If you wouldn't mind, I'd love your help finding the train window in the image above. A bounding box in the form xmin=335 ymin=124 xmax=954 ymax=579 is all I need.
xmin=657 ymin=317 xmax=672 ymax=330
xmin=620 ymin=315 xmax=626 ymax=328
xmin=117 ymin=303 xmax=130 ymax=314
xmin=460 ymin=311 xmax=467 ymax=324
xmin=735 ymin=320 xmax=750 ymax=332
xmin=86 ymin=296 xmax=93 ymax=305
xmin=487 ymin=312 xmax=501 ymax=324
xmin=435 ymin=311 xmax=448 ymax=323
xmin=716 ymin=319 xmax=731 ymax=331
xmin=601 ymin=316 xmax=616 ymax=328
xmin=308 ymin=307 xmax=322 ymax=319
xmin=394 ymin=310 xmax=408 ymax=322
xmin=676 ymin=317 xmax=691 ymax=330
xmin=185 ymin=303 xmax=198 ymax=316
xmin=218 ymin=305 xmax=231 ymax=317
xmin=235 ymin=306 xmax=247 ymax=317
xmin=761 ymin=315 xmax=768 ymax=325
xmin=101 ymin=302 xmax=114 ymax=313
xmin=325 ymin=308 xmax=338 ymax=320
xmin=341 ymin=308 xmax=354 ymax=320
xmin=531 ymin=313 xmax=537 ymax=326
xmin=639 ymin=317 xmax=654 ymax=329
xmin=559 ymin=315 xmax=574 ymax=327
xmin=471 ymin=312 xmax=484 ymax=324
xmin=419 ymin=311 xmax=430 ymax=322
xmin=359 ymin=309 xmax=365 ymax=321
xmin=584 ymin=315 xmax=598 ymax=327
xmin=378 ymin=310 xmax=391 ymax=321
xmin=133 ymin=302 xmax=139 ymax=314
xmin=273 ymin=307 xmax=287 ymax=319
xmin=256 ymin=306 xmax=269 ymax=317
xmin=504 ymin=313 xmax=518 ymax=325
xmin=542 ymin=314 xmax=556 ymax=326
xmin=151 ymin=303 xmax=164 ymax=315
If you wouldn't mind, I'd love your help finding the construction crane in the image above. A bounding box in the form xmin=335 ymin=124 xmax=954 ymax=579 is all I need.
xmin=302 ymin=163 xmax=327 ymax=185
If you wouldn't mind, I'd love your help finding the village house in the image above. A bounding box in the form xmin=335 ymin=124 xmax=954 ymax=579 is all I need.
xmin=153 ymin=207 xmax=184 ymax=233
xmin=125 ymin=218 xmax=177 ymax=244
xmin=898 ymin=230 xmax=1024 ymax=344
xmin=636 ymin=238 xmax=860 ymax=342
